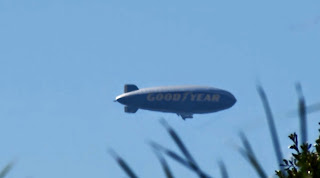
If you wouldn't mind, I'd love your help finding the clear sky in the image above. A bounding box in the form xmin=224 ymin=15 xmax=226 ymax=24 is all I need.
xmin=0 ymin=0 xmax=319 ymax=177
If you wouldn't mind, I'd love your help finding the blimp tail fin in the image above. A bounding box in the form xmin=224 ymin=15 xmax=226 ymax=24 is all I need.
xmin=124 ymin=84 xmax=139 ymax=93
xmin=125 ymin=106 xmax=138 ymax=113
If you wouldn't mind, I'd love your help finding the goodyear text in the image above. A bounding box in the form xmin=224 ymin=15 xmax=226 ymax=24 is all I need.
xmin=146 ymin=93 xmax=220 ymax=102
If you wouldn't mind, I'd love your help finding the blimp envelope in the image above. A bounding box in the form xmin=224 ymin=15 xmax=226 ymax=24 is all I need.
xmin=115 ymin=84 xmax=236 ymax=119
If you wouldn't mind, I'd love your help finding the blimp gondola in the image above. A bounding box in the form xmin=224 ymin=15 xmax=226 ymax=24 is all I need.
xmin=115 ymin=84 xmax=236 ymax=120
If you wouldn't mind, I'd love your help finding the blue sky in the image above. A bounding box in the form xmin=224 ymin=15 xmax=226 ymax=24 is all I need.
xmin=0 ymin=0 xmax=319 ymax=177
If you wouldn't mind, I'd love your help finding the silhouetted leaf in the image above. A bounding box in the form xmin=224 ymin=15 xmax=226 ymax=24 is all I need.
xmin=151 ymin=141 xmax=211 ymax=178
xmin=296 ymin=83 xmax=307 ymax=144
xmin=306 ymin=102 xmax=320 ymax=114
xmin=218 ymin=160 xmax=229 ymax=178
xmin=151 ymin=147 xmax=174 ymax=178
xmin=238 ymin=132 xmax=267 ymax=178
xmin=160 ymin=120 xmax=198 ymax=166
xmin=150 ymin=142 xmax=191 ymax=169
xmin=257 ymin=85 xmax=284 ymax=172
xmin=108 ymin=149 xmax=139 ymax=178
xmin=160 ymin=120 xmax=210 ymax=178
xmin=0 ymin=162 xmax=13 ymax=178
xmin=286 ymin=101 xmax=320 ymax=118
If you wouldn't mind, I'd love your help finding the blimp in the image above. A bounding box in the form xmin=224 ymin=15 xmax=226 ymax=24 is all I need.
xmin=115 ymin=84 xmax=236 ymax=120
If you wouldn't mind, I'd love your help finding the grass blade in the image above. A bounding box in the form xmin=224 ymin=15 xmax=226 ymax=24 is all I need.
xmin=238 ymin=132 xmax=267 ymax=178
xmin=160 ymin=120 xmax=197 ymax=166
xmin=160 ymin=120 xmax=210 ymax=178
xmin=257 ymin=85 xmax=283 ymax=171
xmin=108 ymin=149 xmax=139 ymax=178
xmin=150 ymin=142 xmax=194 ymax=170
xmin=287 ymin=102 xmax=320 ymax=117
xmin=306 ymin=102 xmax=320 ymax=114
xmin=218 ymin=160 xmax=229 ymax=178
xmin=296 ymin=83 xmax=307 ymax=144
xmin=151 ymin=147 xmax=174 ymax=178
xmin=0 ymin=162 xmax=13 ymax=178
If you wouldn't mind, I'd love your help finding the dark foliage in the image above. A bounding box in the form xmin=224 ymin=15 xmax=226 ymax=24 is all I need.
xmin=276 ymin=125 xmax=320 ymax=178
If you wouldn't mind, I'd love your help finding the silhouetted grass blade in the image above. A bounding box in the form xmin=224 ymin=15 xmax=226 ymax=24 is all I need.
xmin=150 ymin=142 xmax=193 ymax=170
xmin=218 ymin=160 xmax=229 ymax=178
xmin=239 ymin=132 xmax=255 ymax=153
xmin=108 ymin=149 xmax=139 ymax=178
xmin=151 ymin=141 xmax=211 ymax=178
xmin=160 ymin=120 xmax=210 ymax=178
xmin=296 ymin=83 xmax=307 ymax=144
xmin=257 ymin=85 xmax=283 ymax=171
xmin=306 ymin=102 xmax=320 ymax=114
xmin=239 ymin=132 xmax=267 ymax=178
xmin=160 ymin=120 xmax=197 ymax=166
xmin=152 ymin=147 xmax=174 ymax=178
xmin=286 ymin=102 xmax=320 ymax=118
xmin=0 ymin=162 xmax=13 ymax=178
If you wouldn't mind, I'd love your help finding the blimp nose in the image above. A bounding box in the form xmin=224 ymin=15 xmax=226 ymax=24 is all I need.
xmin=229 ymin=94 xmax=237 ymax=106
xmin=115 ymin=95 xmax=128 ymax=105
